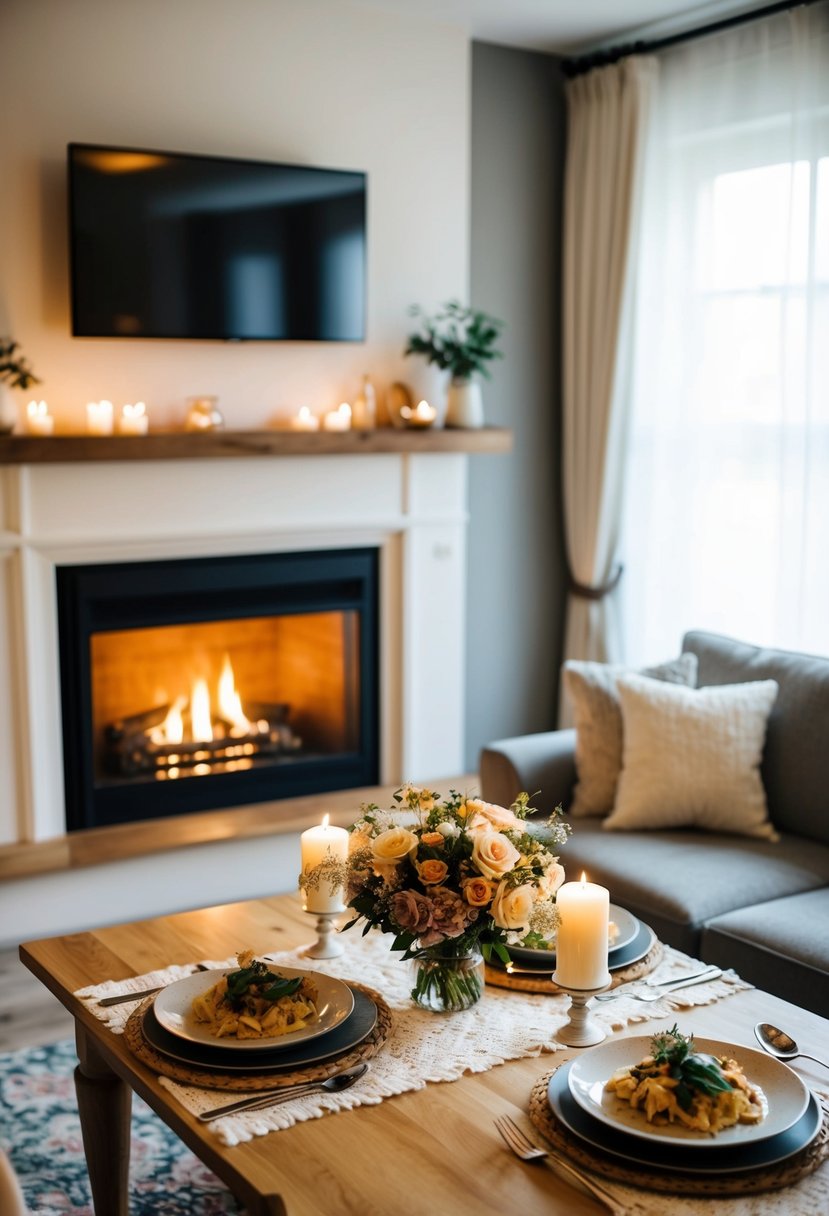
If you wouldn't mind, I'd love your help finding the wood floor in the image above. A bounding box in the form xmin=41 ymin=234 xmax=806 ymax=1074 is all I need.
xmin=0 ymin=948 xmax=74 ymax=1052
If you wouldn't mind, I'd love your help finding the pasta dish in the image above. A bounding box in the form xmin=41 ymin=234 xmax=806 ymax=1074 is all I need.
xmin=606 ymin=1025 xmax=764 ymax=1134
xmin=192 ymin=951 xmax=318 ymax=1040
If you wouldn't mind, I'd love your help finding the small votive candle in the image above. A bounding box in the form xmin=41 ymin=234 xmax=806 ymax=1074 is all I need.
xmin=26 ymin=400 xmax=54 ymax=436
xmin=323 ymin=403 xmax=352 ymax=432
xmin=554 ymin=873 xmax=611 ymax=990
xmin=86 ymin=400 xmax=114 ymax=435
xmin=400 ymin=399 xmax=437 ymax=429
xmin=291 ymin=405 xmax=320 ymax=432
xmin=300 ymin=814 xmax=349 ymax=912
xmin=117 ymin=402 xmax=149 ymax=435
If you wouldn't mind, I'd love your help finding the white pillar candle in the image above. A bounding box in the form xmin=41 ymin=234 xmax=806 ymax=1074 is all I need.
xmin=291 ymin=406 xmax=320 ymax=432
xmin=322 ymin=403 xmax=352 ymax=432
xmin=118 ymin=402 xmax=149 ymax=435
xmin=86 ymin=400 xmax=114 ymax=435
xmin=555 ymin=873 xmax=611 ymax=990
xmin=26 ymin=400 xmax=54 ymax=436
xmin=300 ymin=814 xmax=349 ymax=912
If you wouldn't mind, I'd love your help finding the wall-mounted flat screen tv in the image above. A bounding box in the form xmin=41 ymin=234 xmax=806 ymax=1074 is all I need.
xmin=68 ymin=143 xmax=367 ymax=341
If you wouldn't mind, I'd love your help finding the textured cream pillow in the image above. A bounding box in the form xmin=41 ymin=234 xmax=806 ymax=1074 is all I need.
xmin=605 ymin=674 xmax=779 ymax=840
xmin=563 ymin=654 xmax=698 ymax=818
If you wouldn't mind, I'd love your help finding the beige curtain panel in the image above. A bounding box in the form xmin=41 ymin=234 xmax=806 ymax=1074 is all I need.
xmin=561 ymin=56 xmax=656 ymax=690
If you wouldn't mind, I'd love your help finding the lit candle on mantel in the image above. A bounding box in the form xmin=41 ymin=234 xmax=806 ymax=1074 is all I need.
xmin=26 ymin=400 xmax=54 ymax=436
xmin=300 ymin=814 xmax=349 ymax=912
xmin=400 ymin=399 xmax=437 ymax=429
xmin=117 ymin=401 xmax=149 ymax=435
xmin=322 ymin=402 xmax=352 ymax=432
xmin=86 ymin=400 xmax=114 ymax=435
xmin=291 ymin=405 xmax=320 ymax=432
xmin=554 ymin=872 xmax=611 ymax=990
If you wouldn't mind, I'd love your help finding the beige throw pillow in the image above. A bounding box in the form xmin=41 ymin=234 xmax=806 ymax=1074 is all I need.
xmin=563 ymin=653 xmax=698 ymax=818
xmin=604 ymin=674 xmax=779 ymax=840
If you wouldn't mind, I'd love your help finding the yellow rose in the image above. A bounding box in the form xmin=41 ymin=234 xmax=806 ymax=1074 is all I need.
xmin=458 ymin=797 xmax=484 ymax=820
xmin=463 ymin=876 xmax=495 ymax=907
xmin=471 ymin=831 xmax=521 ymax=880
xmin=417 ymin=858 xmax=449 ymax=885
xmin=491 ymin=881 xmax=535 ymax=931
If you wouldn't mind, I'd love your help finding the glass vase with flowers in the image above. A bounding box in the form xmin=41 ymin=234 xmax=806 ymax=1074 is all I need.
xmin=344 ymin=786 xmax=570 ymax=1012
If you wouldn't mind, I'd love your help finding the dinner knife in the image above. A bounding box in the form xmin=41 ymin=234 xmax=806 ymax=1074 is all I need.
xmin=96 ymin=964 xmax=212 ymax=1006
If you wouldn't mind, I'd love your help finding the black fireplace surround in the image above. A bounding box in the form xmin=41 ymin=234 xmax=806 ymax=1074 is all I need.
xmin=57 ymin=548 xmax=379 ymax=831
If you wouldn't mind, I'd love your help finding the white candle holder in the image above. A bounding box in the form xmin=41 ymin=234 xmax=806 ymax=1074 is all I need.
xmin=552 ymin=974 xmax=612 ymax=1047
xmin=300 ymin=909 xmax=345 ymax=959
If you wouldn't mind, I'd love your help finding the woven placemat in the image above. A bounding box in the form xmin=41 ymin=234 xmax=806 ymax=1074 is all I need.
xmin=124 ymin=981 xmax=392 ymax=1091
xmin=527 ymin=1064 xmax=829 ymax=1196
xmin=485 ymin=938 xmax=664 ymax=994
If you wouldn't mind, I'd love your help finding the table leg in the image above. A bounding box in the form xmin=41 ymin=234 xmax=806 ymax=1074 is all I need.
xmin=74 ymin=1023 xmax=132 ymax=1216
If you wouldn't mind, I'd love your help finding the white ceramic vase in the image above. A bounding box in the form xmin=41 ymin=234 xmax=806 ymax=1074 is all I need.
xmin=445 ymin=377 xmax=484 ymax=429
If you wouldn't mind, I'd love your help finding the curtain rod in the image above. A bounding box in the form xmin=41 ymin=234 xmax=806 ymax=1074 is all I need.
xmin=560 ymin=0 xmax=819 ymax=78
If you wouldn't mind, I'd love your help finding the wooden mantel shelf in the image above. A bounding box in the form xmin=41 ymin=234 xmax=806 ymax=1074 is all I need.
xmin=0 ymin=426 xmax=512 ymax=465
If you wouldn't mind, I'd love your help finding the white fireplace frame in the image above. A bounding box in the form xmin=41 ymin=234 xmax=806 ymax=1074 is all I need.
xmin=0 ymin=451 xmax=469 ymax=847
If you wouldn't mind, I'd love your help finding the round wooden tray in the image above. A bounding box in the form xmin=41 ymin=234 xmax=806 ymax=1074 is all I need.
xmin=485 ymin=939 xmax=663 ymax=994
xmin=124 ymin=981 xmax=392 ymax=1091
xmin=528 ymin=1064 xmax=829 ymax=1196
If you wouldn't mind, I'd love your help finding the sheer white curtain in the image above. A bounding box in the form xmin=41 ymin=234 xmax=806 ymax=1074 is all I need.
xmin=619 ymin=4 xmax=829 ymax=665
xmin=561 ymin=57 xmax=656 ymax=675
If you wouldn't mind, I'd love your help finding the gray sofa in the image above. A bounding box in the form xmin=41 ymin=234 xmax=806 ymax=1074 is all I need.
xmin=480 ymin=631 xmax=829 ymax=1018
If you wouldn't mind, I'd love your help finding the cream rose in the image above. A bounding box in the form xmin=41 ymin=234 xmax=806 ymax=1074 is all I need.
xmin=491 ymin=881 xmax=535 ymax=931
xmin=538 ymin=861 xmax=566 ymax=896
xmin=370 ymin=825 xmax=418 ymax=869
xmin=471 ymin=831 xmax=521 ymax=880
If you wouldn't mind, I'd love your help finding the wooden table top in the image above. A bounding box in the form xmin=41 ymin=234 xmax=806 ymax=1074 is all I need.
xmin=20 ymin=893 xmax=829 ymax=1216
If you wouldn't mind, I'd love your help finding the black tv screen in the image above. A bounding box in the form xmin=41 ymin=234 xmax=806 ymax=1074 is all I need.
xmin=68 ymin=143 xmax=367 ymax=341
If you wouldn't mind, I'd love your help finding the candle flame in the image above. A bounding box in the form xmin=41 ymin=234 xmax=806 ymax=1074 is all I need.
xmin=322 ymin=813 xmax=330 ymax=829
xmin=580 ymin=871 xmax=588 ymax=884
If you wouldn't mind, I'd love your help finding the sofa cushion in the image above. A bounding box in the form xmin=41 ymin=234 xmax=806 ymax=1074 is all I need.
xmin=558 ymin=815 xmax=829 ymax=955
xmin=701 ymin=889 xmax=829 ymax=1018
xmin=682 ymin=631 xmax=829 ymax=845
xmin=562 ymin=653 xmax=698 ymax=818
xmin=605 ymin=675 xmax=779 ymax=840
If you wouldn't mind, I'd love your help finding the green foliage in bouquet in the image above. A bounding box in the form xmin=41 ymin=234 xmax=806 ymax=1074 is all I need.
xmin=0 ymin=338 xmax=40 ymax=390
xmin=404 ymin=300 xmax=504 ymax=381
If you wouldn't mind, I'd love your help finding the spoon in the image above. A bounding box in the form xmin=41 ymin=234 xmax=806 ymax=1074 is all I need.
xmin=754 ymin=1023 xmax=829 ymax=1070
xmin=197 ymin=1062 xmax=370 ymax=1121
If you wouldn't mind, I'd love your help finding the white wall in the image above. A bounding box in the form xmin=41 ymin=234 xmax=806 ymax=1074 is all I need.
xmin=0 ymin=0 xmax=468 ymax=430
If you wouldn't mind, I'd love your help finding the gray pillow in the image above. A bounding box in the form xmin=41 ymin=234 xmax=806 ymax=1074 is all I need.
xmin=563 ymin=653 xmax=698 ymax=817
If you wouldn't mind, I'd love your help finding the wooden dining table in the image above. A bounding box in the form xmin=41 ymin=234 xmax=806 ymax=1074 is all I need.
xmin=19 ymin=891 xmax=829 ymax=1216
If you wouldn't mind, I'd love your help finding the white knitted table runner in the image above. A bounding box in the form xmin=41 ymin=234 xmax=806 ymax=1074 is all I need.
xmin=76 ymin=930 xmax=749 ymax=1151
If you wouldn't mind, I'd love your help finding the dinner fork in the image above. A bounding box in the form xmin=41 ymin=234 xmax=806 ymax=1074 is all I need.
xmin=493 ymin=1115 xmax=624 ymax=1215
xmin=594 ymin=966 xmax=721 ymax=1002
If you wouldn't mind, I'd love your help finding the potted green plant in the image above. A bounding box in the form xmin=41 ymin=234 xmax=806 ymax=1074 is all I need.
xmin=0 ymin=338 xmax=41 ymax=433
xmin=404 ymin=301 xmax=503 ymax=428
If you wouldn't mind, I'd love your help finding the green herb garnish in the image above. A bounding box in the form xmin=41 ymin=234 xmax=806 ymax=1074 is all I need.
xmin=650 ymin=1025 xmax=734 ymax=1111
xmin=224 ymin=959 xmax=302 ymax=1008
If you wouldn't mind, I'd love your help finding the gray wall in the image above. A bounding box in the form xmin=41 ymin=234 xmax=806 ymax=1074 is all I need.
xmin=466 ymin=41 xmax=567 ymax=769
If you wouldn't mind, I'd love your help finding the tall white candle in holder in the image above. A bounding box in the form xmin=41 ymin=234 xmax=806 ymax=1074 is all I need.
xmin=300 ymin=814 xmax=349 ymax=912
xmin=554 ymin=873 xmax=611 ymax=990
xmin=86 ymin=400 xmax=114 ymax=435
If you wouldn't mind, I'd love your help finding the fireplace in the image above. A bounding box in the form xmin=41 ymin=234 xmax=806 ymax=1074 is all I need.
xmin=57 ymin=547 xmax=379 ymax=831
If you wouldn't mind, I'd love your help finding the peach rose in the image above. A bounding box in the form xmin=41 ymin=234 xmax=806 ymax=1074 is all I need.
xmin=417 ymin=858 xmax=449 ymax=885
xmin=471 ymin=831 xmax=521 ymax=880
xmin=538 ymin=861 xmax=566 ymax=897
xmin=491 ymin=881 xmax=535 ymax=931
xmin=466 ymin=801 xmax=523 ymax=835
xmin=420 ymin=831 xmax=445 ymax=848
xmin=463 ymin=876 xmax=495 ymax=907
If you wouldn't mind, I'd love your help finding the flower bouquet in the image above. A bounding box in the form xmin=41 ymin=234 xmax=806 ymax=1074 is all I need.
xmin=344 ymin=786 xmax=570 ymax=1012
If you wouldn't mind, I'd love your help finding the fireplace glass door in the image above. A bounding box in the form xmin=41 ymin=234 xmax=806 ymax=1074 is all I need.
xmin=57 ymin=549 xmax=378 ymax=830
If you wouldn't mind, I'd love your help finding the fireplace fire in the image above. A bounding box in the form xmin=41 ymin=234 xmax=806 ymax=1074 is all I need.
xmin=105 ymin=654 xmax=302 ymax=779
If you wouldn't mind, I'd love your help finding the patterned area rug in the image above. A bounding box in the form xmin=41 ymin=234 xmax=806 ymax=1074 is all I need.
xmin=0 ymin=1040 xmax=240 ymax=1214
